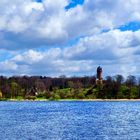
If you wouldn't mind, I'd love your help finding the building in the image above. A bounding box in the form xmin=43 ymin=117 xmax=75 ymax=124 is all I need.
xmin=96 ymin=66 xmax=103 ymax=85
xmin=25 ymin=87 xmax=38 ymax=99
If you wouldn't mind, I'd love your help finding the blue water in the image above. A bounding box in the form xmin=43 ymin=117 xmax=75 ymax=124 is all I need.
xmin=0 ymin=101 xmax=140 ymax=140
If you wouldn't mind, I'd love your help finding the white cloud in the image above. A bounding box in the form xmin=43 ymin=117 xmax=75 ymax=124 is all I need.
xmin=64 ymin=29 xmax=140 ymax=60
xmin=0 ymin=0 xmax=140 ymax=76
xmin=0 ymin=29 xmax=140 ymax=76
xmin=1 ymin=0 xmax=140 ymax=49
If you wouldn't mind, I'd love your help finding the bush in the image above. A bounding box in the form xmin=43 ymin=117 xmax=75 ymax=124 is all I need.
xmin=0 ymin=98 xmax=8 ymax=101
xmin=0 ymin=91 xmax=2 ymax=99
xmin=50 ymin=94 xmax=60 ymax=100
xmin=25 ymin=96 xmax=36 ymax=100
xmin=36 ymin=93 xmax=45 ymax=98
xmin=76 ymin=92 xmax=85 ymax=99
xmin=16 ymin=96 xmax=23 ymax=100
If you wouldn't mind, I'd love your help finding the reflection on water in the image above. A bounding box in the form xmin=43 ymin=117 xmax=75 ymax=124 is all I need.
xmin=0 ymin=101 xmax=140 ymax=140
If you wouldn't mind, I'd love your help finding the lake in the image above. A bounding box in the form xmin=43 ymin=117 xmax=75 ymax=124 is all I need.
xmin=0 ymin=101 xmax=140 ymax=140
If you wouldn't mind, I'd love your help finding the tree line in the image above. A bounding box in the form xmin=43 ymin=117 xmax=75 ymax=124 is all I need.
xmin=0 ymin=75 xmax=140 ymax=100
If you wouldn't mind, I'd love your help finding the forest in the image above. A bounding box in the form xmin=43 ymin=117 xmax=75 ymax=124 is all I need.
xmin=0 ymin=75 xmax=140 ymax=100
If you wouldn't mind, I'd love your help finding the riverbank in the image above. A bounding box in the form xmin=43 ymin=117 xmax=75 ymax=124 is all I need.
xmin=1 ymin=98 xmax=140 ymax=102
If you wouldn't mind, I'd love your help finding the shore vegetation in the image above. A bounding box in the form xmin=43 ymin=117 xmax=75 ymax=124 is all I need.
xmin=0 ymin=75 xmax=140 ymax=100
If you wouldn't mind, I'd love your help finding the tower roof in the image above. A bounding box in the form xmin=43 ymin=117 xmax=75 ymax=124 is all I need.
xmin=97 ymin=66 xmax=102 ymax=72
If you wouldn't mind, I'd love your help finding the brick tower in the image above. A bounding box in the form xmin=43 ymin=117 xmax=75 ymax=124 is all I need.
xmin=96 ymin=66 xmax=103 ymax=85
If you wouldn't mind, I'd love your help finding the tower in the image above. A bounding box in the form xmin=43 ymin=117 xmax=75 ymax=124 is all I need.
xmin=96 ymin=66 xmax=103 ymax=85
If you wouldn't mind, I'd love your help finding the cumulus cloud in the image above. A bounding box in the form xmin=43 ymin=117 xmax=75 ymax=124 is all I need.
xmin=0 ymin=0 xmax=140 ymax=76
xmin=1 ymin=48 xmax=93 ymax=76
xmin=0 ymin=29 xmax=140 ymax=76
xmin=0 ymin=0 xmax=140 ymax=49
xmin=64 ymin=29 xmax=140 ymax=60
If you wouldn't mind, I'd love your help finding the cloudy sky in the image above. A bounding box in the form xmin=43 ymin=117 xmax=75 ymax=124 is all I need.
xmin=0 ymin=0 xmax=140 ymax=77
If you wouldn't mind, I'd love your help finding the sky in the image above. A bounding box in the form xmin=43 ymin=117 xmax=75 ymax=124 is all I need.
xmin=0 ymin=0 xmax=140 ymax=77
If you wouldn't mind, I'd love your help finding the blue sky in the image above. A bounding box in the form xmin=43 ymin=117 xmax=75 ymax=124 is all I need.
xmin=0 ymin=0 xmax=140 ymax=77
xmin=65 ymin=0 xmax=84 ymax=9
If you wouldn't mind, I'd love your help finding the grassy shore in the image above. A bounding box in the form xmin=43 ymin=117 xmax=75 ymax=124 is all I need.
xmin=1 ymin=98 xmax=140 ymax=101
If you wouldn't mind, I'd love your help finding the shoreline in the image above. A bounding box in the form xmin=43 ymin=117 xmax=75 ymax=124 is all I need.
xmin=1 ymin=99 xmax=140 ymax=102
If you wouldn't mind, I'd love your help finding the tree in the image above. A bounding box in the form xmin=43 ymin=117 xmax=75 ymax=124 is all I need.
xmin=124 ymin=75 xmax=137 ymax=98
xmin=103 ymin=76 xmax=114 ymax=98
xmin=126 ymin=75 xmax=136 ymax=87
xmin=35 ymin=79 xmax=46 ymax=92
xmin=114 ymin=75 xmax=124 ymax=85
xmin=0 ymin=91 xmax=2 ymax=99
xmin=113 ymin=75 xmax=124 ymax=99
xmin=68 ymin=81 xmax=74 ymax=93
xmin=11 ymin=82 xmax=20 ymax=99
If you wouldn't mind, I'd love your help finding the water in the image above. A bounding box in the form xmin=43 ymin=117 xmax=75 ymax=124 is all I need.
xmin=0 ymin=101 xmax=140 ymax=140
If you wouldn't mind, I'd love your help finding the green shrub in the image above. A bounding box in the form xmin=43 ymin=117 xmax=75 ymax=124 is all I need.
xmin=0 ymin=91 xmax=2 ymax=99
xmin=26 ymin=96 xmax=36 ymax=100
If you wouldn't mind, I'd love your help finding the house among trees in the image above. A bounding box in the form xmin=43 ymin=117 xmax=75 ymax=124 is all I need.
xmin=0 ymin=66 xmax=140 ymax=100
xmin=25 ymin=86 xmax=38 ymax=99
